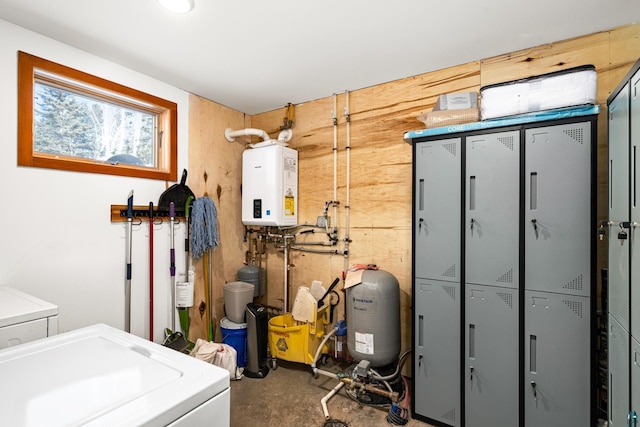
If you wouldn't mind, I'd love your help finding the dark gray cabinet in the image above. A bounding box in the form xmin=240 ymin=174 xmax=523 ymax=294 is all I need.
xmin=607 ymin=58 xmax=640 ymax=427
xmin=409 ymin=108 xmax=597 ymax=427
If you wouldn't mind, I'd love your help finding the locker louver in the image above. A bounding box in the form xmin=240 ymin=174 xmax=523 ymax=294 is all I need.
xmin=443 ymin=285 xmax=457 ymax=301
xmin=443 ymin=142 xmax=457 ymax=156
xmin=563 ymin=274 xmax=584 ymax=292
xmin=563 ymin=127 xmax=584 ymax=144
xmin=497 ymin=291 xmax=514 ymax=309
xmin=563 ymin=299 xmax=584 ymax=318
xmin=442 ymin=408 xmax=456 ymax=423
xmin=496 ymin=268 xmax=513 ymax=284
xmin=498 ymin=136 xmax=515 ymax=151
xmin=442 ymin=264 xmax=456 ymax=278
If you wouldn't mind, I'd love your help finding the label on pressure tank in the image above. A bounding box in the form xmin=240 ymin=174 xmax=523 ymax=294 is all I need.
xmin=354 ymin=331 xmax=374 ymax=355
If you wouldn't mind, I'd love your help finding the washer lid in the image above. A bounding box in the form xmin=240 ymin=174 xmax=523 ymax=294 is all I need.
xmin=0 ymin=287 xmax=58 ymax=327
xmin=0 ymin=323 xmax=229 ymax=426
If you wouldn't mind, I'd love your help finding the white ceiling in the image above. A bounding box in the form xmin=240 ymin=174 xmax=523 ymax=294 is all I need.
xmin=1 ymin=0 xmax=639 ymax=115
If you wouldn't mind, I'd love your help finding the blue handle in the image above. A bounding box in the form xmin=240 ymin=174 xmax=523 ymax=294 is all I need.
xmin=169 ymin=201 xmax=175 ymax=218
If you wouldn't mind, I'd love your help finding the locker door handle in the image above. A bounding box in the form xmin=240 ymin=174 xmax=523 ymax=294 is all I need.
xmin=531 ymin=381 xmax=537 ymax=402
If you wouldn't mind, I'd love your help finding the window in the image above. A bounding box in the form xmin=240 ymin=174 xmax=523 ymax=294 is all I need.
xmin=18 ymin=51 xmax=178 ymax=181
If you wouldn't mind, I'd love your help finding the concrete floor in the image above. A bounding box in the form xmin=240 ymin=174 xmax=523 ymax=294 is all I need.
xmin=230 ymin=359 xmax=433 ymax=427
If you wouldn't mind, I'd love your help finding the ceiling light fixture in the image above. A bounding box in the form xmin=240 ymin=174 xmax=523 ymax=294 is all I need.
xmin=157 ymin=0 xmax=194 ymax=14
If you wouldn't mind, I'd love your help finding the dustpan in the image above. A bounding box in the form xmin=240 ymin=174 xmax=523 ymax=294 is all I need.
xmin=158 ymin=169 xmax=195 ymax=212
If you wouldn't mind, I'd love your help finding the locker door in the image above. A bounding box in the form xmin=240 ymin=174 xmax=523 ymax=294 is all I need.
xmin=609 ymin=84 xmax=631 ymax=328
xmin=414 ymin=279 xmax=461 ymax=427
xmin=524 ymin=122 xmax=592 ymax=296
xmin=609 ymin=315 xmax=630 ymax=427
xmin=632 ymin=337 xmax=640 ymax=419
xmin=465 ymin=284 xmax=519 ymax=427
xmin=465 ymin=131 xmax=519 ymax=288
xmin=524 ymin=291 xmax=590 ymax=427
xmin=414 ymin=139 xmax=461 ymax=282
xmin=631 ymin=70 xmax=640 ymax=339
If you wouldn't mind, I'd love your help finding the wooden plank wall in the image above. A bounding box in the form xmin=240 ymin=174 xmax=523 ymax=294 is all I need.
xmin=188 ymin=23 xmax=640 ymax=366
xmin=185 ymin=95 xmax=249 ymax=342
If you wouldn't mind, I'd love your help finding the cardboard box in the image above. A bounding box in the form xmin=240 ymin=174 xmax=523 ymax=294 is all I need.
xmin=417 ymin=108 xmax=480 ymax=129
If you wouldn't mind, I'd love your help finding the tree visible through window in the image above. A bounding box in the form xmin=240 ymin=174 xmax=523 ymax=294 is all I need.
xmin=18 ymin=51 xmax=177 ymax=181
xmin=34 ymin=83 xmax=155 ymax=165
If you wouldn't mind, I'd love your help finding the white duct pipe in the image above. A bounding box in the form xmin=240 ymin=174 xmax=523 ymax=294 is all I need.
xmin=225 ymin=127 xmax=270 ymax=142
xmin=277 ymin=129 xmax=293 ymax=143
xmin=225 ymin=128 xmax=293 ymax=142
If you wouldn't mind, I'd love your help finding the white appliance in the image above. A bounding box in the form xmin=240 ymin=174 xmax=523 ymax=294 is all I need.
xmin=0 ymin=323 xmax=230 ymax=426
xmin=0 ymin=286 xmax=58 ymax=349
xmin=242 ymin=144 xmax=298 ymax=226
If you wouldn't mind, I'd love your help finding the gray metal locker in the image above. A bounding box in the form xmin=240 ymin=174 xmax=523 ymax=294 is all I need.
xmin=464 ymin=284 xmax=519 ymax=427
xmin=632 ymin=337 xmax=640 ymax=419
xmin=609 ymin=83 xmax=631 ymax=329
xmin=414 ymin=138 xmax=461 ymax=282
xmin=609 ymin=315 xmax=630 ymax=427
xmin=414 ymin=278 xmax=461 ymax=427
xmin=631 ymin=69 xmax=640 ymax=339
xmin=524 ymin=291 xmax=590 ymax=427
xmin=465 ymin=131 xmax=520 ymax=289
xmin=524 ymin=122 xmax=592 ymax=297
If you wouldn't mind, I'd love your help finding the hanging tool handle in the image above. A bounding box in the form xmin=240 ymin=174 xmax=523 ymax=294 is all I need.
xmin=169 ymin=202 xmax=176 ymax=277
xmin=127 ymin=191 xmax=134 ymax=219
xmin=318 ymin=277 xmax=341 ymax=307
xmin=184 ymin=196 xmax=193 ymax=255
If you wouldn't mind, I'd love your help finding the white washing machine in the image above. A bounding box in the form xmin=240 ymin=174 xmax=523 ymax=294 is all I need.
xmin=0 ymin=323 xmax=230 ymax=426
xmin=0 ymin=286 xmax=58 ymax=348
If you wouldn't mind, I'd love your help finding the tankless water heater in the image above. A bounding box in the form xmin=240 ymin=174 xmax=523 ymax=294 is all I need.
xmin=242 ymin=144 xmax=298 ymax=226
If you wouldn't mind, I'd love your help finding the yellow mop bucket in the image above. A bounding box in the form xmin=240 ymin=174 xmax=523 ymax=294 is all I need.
xmin=268 ymin=300 xmax=329 ymax=365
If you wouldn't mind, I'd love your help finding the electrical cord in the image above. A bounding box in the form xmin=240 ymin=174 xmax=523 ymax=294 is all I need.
xmin=386 ymin=404 xmax=409 ymax=425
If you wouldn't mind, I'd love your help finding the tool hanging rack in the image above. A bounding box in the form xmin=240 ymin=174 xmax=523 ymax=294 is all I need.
xmin=109 ymin=204 xmax=190 ymax=222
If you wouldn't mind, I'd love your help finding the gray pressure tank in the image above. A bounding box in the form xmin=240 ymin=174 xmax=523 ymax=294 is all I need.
xmin=346 ymin=269 xmax=400 ymax=367
xmin=237 ymin=264 xmax=266 ymax=298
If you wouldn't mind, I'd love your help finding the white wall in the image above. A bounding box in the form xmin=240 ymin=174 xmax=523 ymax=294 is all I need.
xmin=0 ymin=19 xmax=191 ymax=342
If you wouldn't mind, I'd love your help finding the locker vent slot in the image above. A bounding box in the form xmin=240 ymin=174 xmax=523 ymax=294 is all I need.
xmin=442 ymin=264 xmax=456 ymax=278
xmin=563 ymin=299 xmax=583 ymax=318
xmin=498 ymin=136 xmax=514 ymax=151
xmin=563 ymin=127 xmax=584 ymax=144
xmin=497 ymin=291 xmax=514 ymax=309
xmin=469 ymin=324 xmax=476 ymax=358
xmin=418 ymin=179 xmax=425 ymax=211
xmin=442 ymin=408 xmax=456 ymax=423
xmin=469 ymin=176 xmax=476 ymax=210
xmin=621 ymin=304 xmax=629 ymax=322
xmin=563 ymin=274 xmax=584 ymax=291
xmin=418 ymin=315 xmax=424 ymax=347
xmin=530 ymin=335 xmax=537 ymax=373
xmin=442 ymin=142 xmax=457 ymax=157
xmin=442 ymin=285 xmax=457 ymax=301
xmin=496 ymin=268 xmax=513 ymax=284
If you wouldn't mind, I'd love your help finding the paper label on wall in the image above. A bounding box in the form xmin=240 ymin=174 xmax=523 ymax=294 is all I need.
xmin=355 ymin=331 xmax=374 ymax=355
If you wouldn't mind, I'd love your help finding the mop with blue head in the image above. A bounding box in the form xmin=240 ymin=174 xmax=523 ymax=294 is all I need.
xmin=190 ymin=196 xmax=219 ymax=341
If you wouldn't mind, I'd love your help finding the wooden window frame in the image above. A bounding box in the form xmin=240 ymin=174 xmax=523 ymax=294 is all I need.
xmin=17 ymin=51 xmax=178 ymax=181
